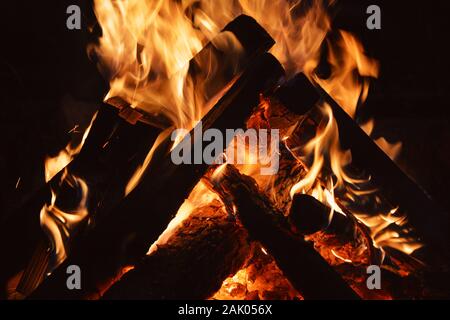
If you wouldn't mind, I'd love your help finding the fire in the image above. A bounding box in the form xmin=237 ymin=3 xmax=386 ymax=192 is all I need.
xmin=91 ymin=0 xmax=242 ymax=131
xmin=91 ymin=0 xmax=331 ymax=131
xmin=40 ymin=169 xmax=89 ymax=269
xmin=40 ymin=114 xmax=96 ymax=270
xmin=44 ymin=112 xmax=97 ymax=182
xmin=311 ymin=30 xmax=379 ymax=118
xmin=352 ymin=207 xmax=423 ymax=258
xmin=286 ymin=23 xmax=419 ymax=257
xmin=362 ymin=119 xmax=402 ymax=161
xmin=147 ymin=181 xmax=220 ymax=255
xmin=90 ymin=0 xmax=421 ymax=298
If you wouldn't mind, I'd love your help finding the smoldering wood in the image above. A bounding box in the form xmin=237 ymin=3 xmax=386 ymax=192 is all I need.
xmin=29 ymin=53 xmax=284 ymax=300
xmin=204 ymin=164 xmax=360 ymax=300
xmin=101 ymin=202 xmax=250 ymax=300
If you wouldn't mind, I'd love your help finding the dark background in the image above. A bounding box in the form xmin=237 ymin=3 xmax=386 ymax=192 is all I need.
xmin=1 ymin=0 xmax=449 ymax=215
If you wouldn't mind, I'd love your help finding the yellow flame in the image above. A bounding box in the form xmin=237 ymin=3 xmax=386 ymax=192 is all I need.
xmin=362 ymin=119 xmax=402 ymax=161
xmin=331 ymin=249 xmax=352 ymax=263
xmin=353 ymin=207 xmax=423 ymax=257
xmin=290 ymin=103 xmax=358 ymax=198
xmin=312 ymin=30 xmax=379 ymax=118
xmin=287 ymin=15 xmax=416 ymax=257
xmin=44 ymin=112 xmax=97 ymax=182
xmin=40 ymin=113 xmax=96 ymax=270
xmin=92 ymin=0 xmax=417 ymax=261
xmin=40 ymin=170 xmax=89 ymax=268
xmin=92 ymin=0 xmax=331 ymax=130
xmin=146 ymin=181 xmax=220 ymax=255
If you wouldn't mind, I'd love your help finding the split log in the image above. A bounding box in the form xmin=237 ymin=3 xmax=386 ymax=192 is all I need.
xmin=204 ymin=164 xmax=360 ymax=300
xmin=101 ymin=201 xmax=250 ymax=300
xmin=29 ymin=53 xmax=284 ymax=299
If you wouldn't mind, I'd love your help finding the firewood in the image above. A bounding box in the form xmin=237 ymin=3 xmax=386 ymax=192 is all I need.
xmin=101 ymin=201 xmax=250 ymax=300
xmin=28 ymin=53 xmax=284 ymax=300
xmin=276 ymin=73 xmax=450 ymax=259
xmin=204 ymin=164 xmax=360 ymax=300
xmin=0 ymin=105 xmax=160 ymax=298
xmin=1 ymin=15 xmax=278 ymax=298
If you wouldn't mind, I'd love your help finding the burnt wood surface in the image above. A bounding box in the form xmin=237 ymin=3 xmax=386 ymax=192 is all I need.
xmin=289 ymin=194 xmax=355 ymax=236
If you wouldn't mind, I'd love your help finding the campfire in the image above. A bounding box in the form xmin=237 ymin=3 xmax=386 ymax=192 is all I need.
xmin=1 ymin=0 xmax=449 ymax=300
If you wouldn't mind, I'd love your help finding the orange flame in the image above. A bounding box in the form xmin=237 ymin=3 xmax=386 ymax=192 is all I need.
xmin=40 ymin=114 xmax=96 ymax=269
xmin=40 ymin=169 xmax=89 ymax=268
xmin=91 ymin=0 xmax=331 ymax=130
xmin=147 ymin=181 xmax=220 ymax=255
xmin=288 ymin=28 xmax=419 ymax=257
xmin=91 ymin=0 xmax=418 ymax=262
xmin=44 ymin=112 xmax=97 ymax=182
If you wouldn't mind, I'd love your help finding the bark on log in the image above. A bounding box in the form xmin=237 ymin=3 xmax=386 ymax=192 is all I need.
xmin=101 ymin=201 xmax=250 ymax=300
xmin=204 ymin=164 xmax=360 ymax=300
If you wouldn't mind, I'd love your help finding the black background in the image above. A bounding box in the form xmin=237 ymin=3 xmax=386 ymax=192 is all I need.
xmin=1 ymin=0 xmax=450 ymax=216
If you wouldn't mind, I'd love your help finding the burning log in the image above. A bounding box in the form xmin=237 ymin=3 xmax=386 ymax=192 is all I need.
xmin=29 ymin=53 xmax=284 ymax=299
xmin=0 ymin=15 xmax=277 ymax=298
xmin=204 ymin=164 xmax=360 ymax=300
xmin=274 ymin=73 xmax=450 ymax=260
xmin=101 ymin=201 xmax=250 ymax=300
xmin=106 ymin=14 xmax=275 ymax=128
xmin=0 ymin=105 xmax=160 ymax=298
xmin=289 ymin=194 xmax=355 ymax=237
